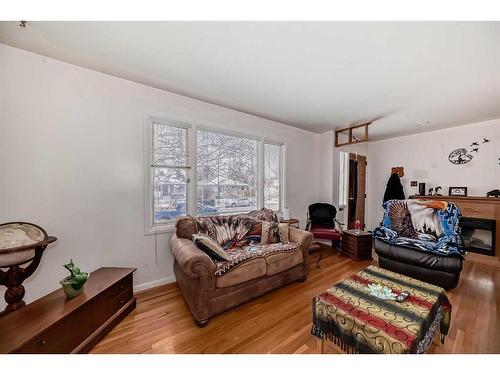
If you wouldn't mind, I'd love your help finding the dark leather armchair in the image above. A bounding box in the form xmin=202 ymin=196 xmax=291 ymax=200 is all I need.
xmin=306 ymin=203 xmax=344 ymax=249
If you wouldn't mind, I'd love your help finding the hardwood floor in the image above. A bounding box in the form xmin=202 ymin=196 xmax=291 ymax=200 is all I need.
xmin=91 ymin=246 xmax=499 ymax=354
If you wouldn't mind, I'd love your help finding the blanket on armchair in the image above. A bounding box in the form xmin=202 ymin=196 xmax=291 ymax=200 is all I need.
xmin=373 ymin=199 xmax=465 ymax=258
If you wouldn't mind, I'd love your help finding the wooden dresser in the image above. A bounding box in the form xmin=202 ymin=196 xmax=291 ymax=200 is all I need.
xmin=0 ymin=267 xmax=136 ymax=353
xmin=410 ymin=195 xmax=500 ymax=258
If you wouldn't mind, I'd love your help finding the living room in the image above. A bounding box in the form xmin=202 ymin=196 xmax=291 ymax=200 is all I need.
xmin=1 ymin=1 xmax=499 ymax=372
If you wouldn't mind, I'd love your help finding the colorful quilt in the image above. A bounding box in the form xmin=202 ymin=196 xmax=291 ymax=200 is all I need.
xmin=311 ymin=265 xmax=452 ymax=354
xmin=373 ymin=199 xmax=464 ymax=258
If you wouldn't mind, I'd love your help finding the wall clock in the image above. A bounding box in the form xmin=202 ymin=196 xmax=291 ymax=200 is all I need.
xmin=448 ymin=148 xmax=473 ymax=165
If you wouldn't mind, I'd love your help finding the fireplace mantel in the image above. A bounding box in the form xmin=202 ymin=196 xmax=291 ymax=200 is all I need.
xmin=410 ymin=195 xmax=500 ymax=259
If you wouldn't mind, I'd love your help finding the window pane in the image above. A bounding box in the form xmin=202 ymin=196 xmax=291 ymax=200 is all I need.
xmin=264 ymin=143 xmax=281 ymax=211
xmin=197 ymin=130 xmax=257 ymax=214
xmin=153 ymin=167 xmax=187 ymax=223
xmin=153 ymin=123 xmax=188 ymax=166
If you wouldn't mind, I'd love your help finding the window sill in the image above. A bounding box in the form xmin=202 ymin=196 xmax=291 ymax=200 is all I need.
xmin=145 ymin=223 xmax=175 ymax=236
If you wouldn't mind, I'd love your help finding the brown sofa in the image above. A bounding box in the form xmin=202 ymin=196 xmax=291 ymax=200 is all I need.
xmin=170 ymin=211 xmax=313 ymax=327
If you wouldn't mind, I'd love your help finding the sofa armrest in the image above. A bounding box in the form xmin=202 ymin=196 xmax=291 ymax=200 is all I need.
xmin=289 ymin=227 xmax=313 ymax=251
xmin=170 ymin=233 xmax=216 ymax=279
xmin=289 ymin=227 xmax=313 ymax=273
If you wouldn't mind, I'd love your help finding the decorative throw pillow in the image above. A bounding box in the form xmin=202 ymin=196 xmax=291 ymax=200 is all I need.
xmin=192 ymin=234 xmax=230 ymax=261
xmin=261 ymin=221 xmax=282 ymax=244
xmin=278 ymin=222 xmax=289 ymax=242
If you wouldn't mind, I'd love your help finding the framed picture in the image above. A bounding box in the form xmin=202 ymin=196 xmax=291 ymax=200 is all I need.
xmin=449 ymin=187 xmax=468 ymax=197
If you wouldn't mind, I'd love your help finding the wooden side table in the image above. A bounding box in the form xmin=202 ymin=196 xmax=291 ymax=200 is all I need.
xmin=341 ymin=229 xmax=373 ymax=260
xmin=280 ymin=218 xmax=299 ymax=228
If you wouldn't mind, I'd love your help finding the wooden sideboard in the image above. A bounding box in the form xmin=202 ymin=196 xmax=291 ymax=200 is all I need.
xmin=410 ymin=195 xmax=500 ymax=258
xmin=0 ymin=267 xmax=136 ymax=353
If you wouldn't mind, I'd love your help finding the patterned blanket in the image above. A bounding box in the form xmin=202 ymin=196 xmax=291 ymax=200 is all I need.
xmin=311 ymin=265 xmax=452 ymax=354
xmin=373 ymin=199 xmax=464 ymax=258
xmin=193 ymin=208 xmax=298 ymax=276
xmin=214 ymin=242 xmax=299 ymax=276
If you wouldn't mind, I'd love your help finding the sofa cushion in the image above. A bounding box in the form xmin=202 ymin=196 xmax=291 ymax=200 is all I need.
xmin=215 ymin=257 xmax=267 ymax=288
xmin=265 ymin=248 xmax=303 ymax=276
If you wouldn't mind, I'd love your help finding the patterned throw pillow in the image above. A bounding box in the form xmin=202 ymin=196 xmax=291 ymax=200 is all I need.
xmin=278 ymin=222 xmax=289 ymax=242
xmin=261 ymin=221 xmax=289 ymax=244
xmin=192 ymin=234 xmax=230 ymax=261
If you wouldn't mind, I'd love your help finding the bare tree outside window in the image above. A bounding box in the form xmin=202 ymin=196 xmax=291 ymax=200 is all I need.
xmin=264 ymin=143 xmax=282 ymax=211
xmin=148 ymin=119 xmax=286 ymax=231
xmin=197 ymin=129 xmax=258 ymax=214
xmin=152 ymin=123 xmax=189 ymax=224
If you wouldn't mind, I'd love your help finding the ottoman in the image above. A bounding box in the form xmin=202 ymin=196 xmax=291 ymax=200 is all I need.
xmin=311 ymin=265 xmax=452 ymax=354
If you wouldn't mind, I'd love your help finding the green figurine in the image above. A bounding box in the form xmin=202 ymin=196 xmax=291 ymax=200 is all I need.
xmin=60 ymin=259 xmax=89 ymax=297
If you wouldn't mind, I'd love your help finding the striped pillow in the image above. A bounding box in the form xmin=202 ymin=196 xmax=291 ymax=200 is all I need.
xmin=192 ymin=234 xmax=229 ymax=261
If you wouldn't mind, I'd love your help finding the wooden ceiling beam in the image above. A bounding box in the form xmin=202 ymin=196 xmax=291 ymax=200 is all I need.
xmin=335 ymin=122 xmax=371 ymax=147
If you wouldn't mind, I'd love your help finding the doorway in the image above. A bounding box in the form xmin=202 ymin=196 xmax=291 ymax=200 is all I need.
xmin=347 ymin=153 xmax=367 ymax=229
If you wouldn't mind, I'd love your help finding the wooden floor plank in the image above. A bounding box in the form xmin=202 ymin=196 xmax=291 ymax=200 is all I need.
xmin=91 ymin=245 xmax=499 ymax=354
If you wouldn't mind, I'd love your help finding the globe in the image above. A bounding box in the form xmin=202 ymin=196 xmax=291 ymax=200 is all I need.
xmin=0 ymin=222 xmax=57 ymax=316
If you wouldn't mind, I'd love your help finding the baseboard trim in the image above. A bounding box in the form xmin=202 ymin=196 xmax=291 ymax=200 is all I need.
xmin=133 ymin=276 xmax=176 ymax=293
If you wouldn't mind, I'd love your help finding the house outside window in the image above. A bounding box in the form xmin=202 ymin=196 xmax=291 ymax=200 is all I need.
xmin=145 ymin=117 xmax=285 ymax=234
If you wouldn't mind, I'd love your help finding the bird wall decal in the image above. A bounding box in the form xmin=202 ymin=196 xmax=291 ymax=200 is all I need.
xmin=470 ymin=142 xmax=479 ymax=147
xmin=471 ymin=148 xmax=479 ymax=153
xmin=483 ymin=138 xmax=490 ymax=143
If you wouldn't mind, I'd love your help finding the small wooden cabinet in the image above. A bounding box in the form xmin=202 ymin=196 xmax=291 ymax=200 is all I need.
xmin=341 ymin=229 xmax=373 ymax=261
xmin=0 ymin=267 xmax=136 ymax=354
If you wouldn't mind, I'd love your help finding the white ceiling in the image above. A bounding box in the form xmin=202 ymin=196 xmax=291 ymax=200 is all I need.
xmin=1 ymin=21 xmax=499 ymax=139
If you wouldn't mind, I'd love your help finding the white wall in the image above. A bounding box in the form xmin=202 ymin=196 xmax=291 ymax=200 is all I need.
xmin=322 ymin=121 xmax=499 ymax=232
xmin=318 ymin=131 xmax=336 ymax=204
xmin=0 ymin=44 xmax=320 ymax=308
xmin=366 ymin=119 xmax=500 ymax=230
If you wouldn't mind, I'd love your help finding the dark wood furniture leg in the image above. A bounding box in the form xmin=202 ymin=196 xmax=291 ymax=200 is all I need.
xmin=309 ymin=243 xmax=323 ymax=268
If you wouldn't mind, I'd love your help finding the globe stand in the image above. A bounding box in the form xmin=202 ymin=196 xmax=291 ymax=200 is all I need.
xmin=0 ymin=222 xmax=56 ymax=317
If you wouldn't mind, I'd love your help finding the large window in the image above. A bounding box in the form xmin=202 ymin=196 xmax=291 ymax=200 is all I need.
xmin=146 ymin=117 xmax=285 ymax=232
xmin=150 ymin=120 xmax=190 ymax=225
xmin=264 ymin=142 xmax=283 ymax=211
xmin=197 ymin=129 xmax=258 ymax=214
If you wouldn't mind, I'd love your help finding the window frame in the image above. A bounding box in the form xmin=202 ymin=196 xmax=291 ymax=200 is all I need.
xmin=144 ymin=116 xmax=192 ymax=235
xmin=144 ymin=115 xmax=286 ymax=235
xmin=263 ymin=140 xmax=285 ymax=213
xmin=196 ymin=126 xmax=261 ymax=216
